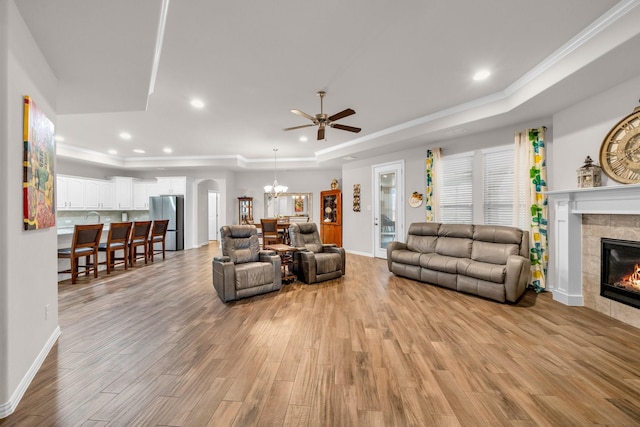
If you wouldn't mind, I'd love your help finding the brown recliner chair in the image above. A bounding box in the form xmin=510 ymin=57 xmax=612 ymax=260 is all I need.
xmin=288 ymin=222 xmax=345 ymax=284
xmin=212 ymin=225 xmax=282 ymax=302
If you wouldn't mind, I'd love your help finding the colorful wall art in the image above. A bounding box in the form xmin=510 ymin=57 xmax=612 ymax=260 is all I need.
xmin=23 ymin=96 xmax=56 ymax=230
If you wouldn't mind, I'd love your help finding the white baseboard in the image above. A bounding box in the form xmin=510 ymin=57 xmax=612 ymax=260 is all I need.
xmin=552 ymin=289 xmax=584 ymax=306
xmin=345 ymin=249 xmax=374 ymax=257
xmin=0 ymin=326 xmax=61 ymax=419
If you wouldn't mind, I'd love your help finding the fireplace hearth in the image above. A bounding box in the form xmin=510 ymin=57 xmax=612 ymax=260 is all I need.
xmin=601 ymin=238 xmax=640 ymax=310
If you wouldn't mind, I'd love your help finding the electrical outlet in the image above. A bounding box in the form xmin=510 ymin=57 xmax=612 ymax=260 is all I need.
xmin=45 ymin=304 xmax=49 ymax=320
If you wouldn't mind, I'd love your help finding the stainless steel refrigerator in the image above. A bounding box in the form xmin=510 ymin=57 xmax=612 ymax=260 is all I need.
xmin=149 ymin=195 xmax=184 ymax=250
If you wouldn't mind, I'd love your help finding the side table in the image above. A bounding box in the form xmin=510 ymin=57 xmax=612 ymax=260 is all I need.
xmin=265 ymin=244 xmax=297 ymax=283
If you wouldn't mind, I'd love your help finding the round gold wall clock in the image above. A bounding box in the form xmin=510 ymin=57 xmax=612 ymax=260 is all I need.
xmin=599 ymin=105 xmax=640 ymax=184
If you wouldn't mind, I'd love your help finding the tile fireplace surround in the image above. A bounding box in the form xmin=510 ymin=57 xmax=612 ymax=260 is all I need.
xmin=548 ymin=184 xmax=640 ymax=329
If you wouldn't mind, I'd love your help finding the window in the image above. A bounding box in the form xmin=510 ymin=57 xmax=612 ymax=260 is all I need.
xmin=483 ymin=146 xmax=514 ymax=226
xmin=438 ymin=153 xmax=473 ymax=223
xmin=438 ymin=145 xmax=529 ymax=227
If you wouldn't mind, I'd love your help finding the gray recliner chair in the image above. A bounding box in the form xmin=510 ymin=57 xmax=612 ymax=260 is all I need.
xmin=289 ymin=222 xmax=345 ymax=284
xmin=212 ymin=225 xmax=282 ymax=302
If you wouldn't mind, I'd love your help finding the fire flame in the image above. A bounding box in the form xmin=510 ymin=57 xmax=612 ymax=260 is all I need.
xmin=620 ymin=264 xmax=640 ymax=291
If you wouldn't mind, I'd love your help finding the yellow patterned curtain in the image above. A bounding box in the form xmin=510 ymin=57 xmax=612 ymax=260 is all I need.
xmin=515 ymin=128 xmax=548 ymax=291
xmin=425 ymin=148 xmax=441 ymax=222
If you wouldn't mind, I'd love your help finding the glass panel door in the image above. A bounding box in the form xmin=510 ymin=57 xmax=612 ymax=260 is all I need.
xmin=373 ymin=161 xmax=403 ymax=258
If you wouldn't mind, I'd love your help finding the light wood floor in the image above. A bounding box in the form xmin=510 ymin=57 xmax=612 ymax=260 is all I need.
xmin=2 ymin=243 xmax=640 ymax=426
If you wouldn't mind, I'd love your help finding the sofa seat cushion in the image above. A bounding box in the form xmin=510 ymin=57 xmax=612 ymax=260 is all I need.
xmin=457 ymin=259 xmax=506 ymax=284
xmin=391 ymin=249 xmax=422 ymax=266
xmin=234 ymin=262 xmax=275 ymax=290
xmin=419 ymin=253 xmax=459 ymax=274
xmin=315 ymin=252 xmax=343 ymax=275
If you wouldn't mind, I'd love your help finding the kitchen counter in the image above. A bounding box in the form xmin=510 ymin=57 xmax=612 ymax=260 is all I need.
xmin=57 ymin=223 xmax=111 ymax=249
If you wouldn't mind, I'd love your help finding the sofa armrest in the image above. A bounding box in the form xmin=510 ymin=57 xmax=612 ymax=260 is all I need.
xmin=212 ymin=257 xmax=236 ymax=302
xmin=504 ymin=255 xmax=531 ymax=303
xmin=324 ymin=246 xmax=346 ymax=275
xmin=259 ymin=249 xmax=276 ymax=258
xmin=386 ymin=241 xmax=407 ymax=271
xmin=297 ymin=250 xmax=317 ymax=283
xmin=322 ymin=243 xmax=338 ymax=249
xmin=259 ymin=252 xmax=281 ymax=267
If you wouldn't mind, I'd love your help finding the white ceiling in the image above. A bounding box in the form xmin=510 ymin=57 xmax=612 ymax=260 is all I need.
xmin=16 ymin=0 xmax=640 ymax=171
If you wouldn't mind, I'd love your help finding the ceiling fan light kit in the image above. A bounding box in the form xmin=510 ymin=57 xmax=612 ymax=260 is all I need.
xmin=284 ymin=91 xmax=361 ymax=141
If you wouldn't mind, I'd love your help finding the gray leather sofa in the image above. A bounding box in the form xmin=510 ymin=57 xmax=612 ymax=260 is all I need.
xmin=387 ymin=223 xmax=530 ymax=303
xmin=212 ymin=225 xmax=282 ymax=302
xmin=289 ymin=222 xmax=346 ymax=284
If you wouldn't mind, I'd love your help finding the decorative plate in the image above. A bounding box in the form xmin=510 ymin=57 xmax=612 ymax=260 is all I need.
xmin=409 ymin=192 xmax=423 ymax=208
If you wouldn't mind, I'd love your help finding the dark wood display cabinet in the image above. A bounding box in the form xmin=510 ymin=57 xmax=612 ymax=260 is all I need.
xmin=238 ymin=197 xmax=253 ymax=224
xmin=320 ymin=189 xmax=342 ymax=247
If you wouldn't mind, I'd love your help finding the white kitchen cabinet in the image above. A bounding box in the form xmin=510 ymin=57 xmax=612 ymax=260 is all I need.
xmin=56 ymin=175 xmax=85 ymax=210
xmin=84 ymin=179 xmax=113 ymax=209
xmin=133 ymin=181 xmax=159 ymax=210
xmin=111 ymin=177 xmax=133 ymax=210
xmin=156 ymin=177 xmax=187 ymax=195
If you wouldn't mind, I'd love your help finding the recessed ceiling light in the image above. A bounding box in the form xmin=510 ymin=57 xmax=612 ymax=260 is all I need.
xmin=133 ymin=149 xmax=145 ymax=154
xmin=108 ymin=149 xmax=118 ymax=155
xmin=119 ymin=132 xmax=132 ymax=140
xmin=163 ymin=148 xmax=173 ymax=154
xmin=445 ymin=128 xmax=467 ymax=137
xmin=190 ymin=99 xmax=205 ymax=109
xmin=473 ymin=69 xmax=491 ymax=81
xmin=299 ymin=136 xmax=308 ymax=142
xmin=54 ymin=135 xmax=64 ymax=142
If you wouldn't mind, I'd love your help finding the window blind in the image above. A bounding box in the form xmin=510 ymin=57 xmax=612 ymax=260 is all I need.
xmin=439 ymin=154 xmax=473 ymax=223
xmin=483 ymin=147 xmax=514 ymax=226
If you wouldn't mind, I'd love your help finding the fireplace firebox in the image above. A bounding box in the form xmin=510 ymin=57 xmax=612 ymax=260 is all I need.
xmin=601 ymin=238 xmax=640 ymax=310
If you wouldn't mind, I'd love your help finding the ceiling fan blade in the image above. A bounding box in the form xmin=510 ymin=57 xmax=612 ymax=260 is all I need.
xmin=317 ymin=127 xmax=325 ymax=140
xmin=328 ymin=108 xmax=355 ymax=122
xmin=330 ymin=123 xmax=361 ymax=133
xmin=283 ymin=124 xmax=315 ymax=131
xmin=291 ymin=109 xmax=317 ymax=122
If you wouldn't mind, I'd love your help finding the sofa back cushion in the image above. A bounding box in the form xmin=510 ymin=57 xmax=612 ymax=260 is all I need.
xmin=471 ymin=225 xmax=523 ymax=264
xmin=471 ymin=241 xmax=519 ymax=264
xmin=473 ymin=225 xmax=523 ymax=245
xmin=289 ymin=222 xmax=324 ymax=253
xmin=438 ymin=224 xmax=473 ymax=238
xmin=221 ymin=225 xmax=260 ymax=264
xmin=406 ymin=222 xmax=440 ymax=253
xmin=435 ymin=237 xmax=472 ymax=258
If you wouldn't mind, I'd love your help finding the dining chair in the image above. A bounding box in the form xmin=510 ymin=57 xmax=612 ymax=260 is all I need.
xmin=98 ymin=221 xmax=132 ymax=273
xmin=260 ymin=218 xmax=281 ymax=249
xmin=148 ymin=219 xmax=169 ymax=262
xmin=58 ymin=223 xmax=104 ymax=284
xmin=129 ymin=221 xmax=152 ymax=266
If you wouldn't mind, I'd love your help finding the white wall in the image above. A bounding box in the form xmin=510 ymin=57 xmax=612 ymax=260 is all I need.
xmin=551 ymin=75 xmax=640 ymax=191
xmin=234 ymin=169 xmax=340 ymax=225
xmin=341 ymin=118 xmax=552 ymax=256
xmin=1 ymin=0 xmax=60 ymax=416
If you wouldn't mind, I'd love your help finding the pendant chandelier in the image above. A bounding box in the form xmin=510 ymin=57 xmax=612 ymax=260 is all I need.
xmin=264 ymin=148 xmax=288 ymax=198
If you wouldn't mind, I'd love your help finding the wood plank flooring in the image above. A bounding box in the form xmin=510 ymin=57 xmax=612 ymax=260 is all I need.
xmin=2 ymin=243 xmax=640 ymax=426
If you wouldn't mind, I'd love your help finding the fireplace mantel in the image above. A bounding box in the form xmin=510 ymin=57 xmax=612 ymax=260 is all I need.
xmin=547 ymin=184 xmax=640 ymax=306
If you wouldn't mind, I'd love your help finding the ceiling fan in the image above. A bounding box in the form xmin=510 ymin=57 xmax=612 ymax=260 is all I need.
xmin=284 ymin=91 xmax=361 ymax=140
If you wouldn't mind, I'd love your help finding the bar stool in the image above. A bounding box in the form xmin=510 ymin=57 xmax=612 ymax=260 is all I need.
xmin=98 ymin=221 xmax=132 ymax=273
xmin=129 ymin=221 xmax=152 ymax=266
xmin=148 ymin=219 xmax=169 ymax=262
xmin=58 ymin=223 xmax=103 ymax=284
